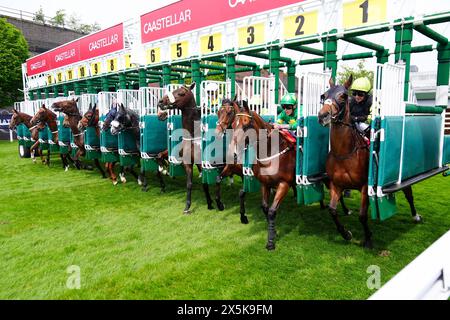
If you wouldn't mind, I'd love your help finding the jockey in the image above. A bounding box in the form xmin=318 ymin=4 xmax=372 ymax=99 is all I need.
xmin=274 ymin=93 xmax=298 ymax=133
xmin=350 ymin=77 xmax=372 ymax=137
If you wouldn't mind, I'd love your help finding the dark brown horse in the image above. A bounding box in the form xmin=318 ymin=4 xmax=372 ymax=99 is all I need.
xmin=10 ymin=109 xmax=46 ymax=163
xmin=233 ymin=101 xmax=297 ymax=250
xmin=30 ymin=105 xmax=74 ymax=170
xmin=158 ymin=83 xmax=214 ymax=214
xmin=318 ymin=75 xmax=420 ymax=249
xmin=52 ymin=99 xmax=106 ymax=178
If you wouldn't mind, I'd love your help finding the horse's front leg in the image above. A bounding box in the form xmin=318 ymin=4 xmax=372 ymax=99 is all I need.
xmin=46 ymin=149 xmax=51 ymax=166
xmin=359 ymin=185 xmax=373 ymax=249
xmin=197 ymin=164 xmax=214 ymax=210
xmin=30 ymin=141 xmax=39 ymax=163
xmin=183 ymin=164 xmax=194 ymax=214
xmin=265 ymin=181 xmax=290 ymax=251
xmin=215 ymin=165 xmax=234 ymax=211
xmin=328 ymin=182 xmax=353 ymax=242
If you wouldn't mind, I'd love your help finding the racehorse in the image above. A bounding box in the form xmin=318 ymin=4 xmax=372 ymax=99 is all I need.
xmin=215 ymin=98 xmax=349 ymax=226
xmin=318 ymin=75 xmax=421 ymax=249
xmin=157 ymin=83 xmax=214 ymax=214
xmin=215 ymin=98 xmax=249 ymax=224
xmin=51 ymin=99 xmax=106 ymax=178
xmin=30 ymin=105 xmax=74 ymax=170
xmin=232 ymin=100 xmax=297 ymax=250
xmin=10 ymin=109 xmax=46 ymax=163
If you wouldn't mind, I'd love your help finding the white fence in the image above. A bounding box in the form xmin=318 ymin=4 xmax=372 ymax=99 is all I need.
xmin=242 ymin=76 xmax=277 ymax=115
xmin=373 ymin=63 xmax=406 ymax=117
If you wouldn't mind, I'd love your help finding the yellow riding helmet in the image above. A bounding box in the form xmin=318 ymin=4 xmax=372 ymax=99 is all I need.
xmin=351 ymin=77 xmax=372 ymax=93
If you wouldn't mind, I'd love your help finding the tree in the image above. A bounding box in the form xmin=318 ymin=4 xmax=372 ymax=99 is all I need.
xmin=50 ymin=9 xmax=66 ymax=28
xmin=337 ymin=60 xmax=374 ymax=93
xmin=66 ymin=14 xmax=80 ymax=30
xmin=33 ymin=6 xmax=45 ymax=24
xmin=0 ymin=18 xmax=29 ymax=108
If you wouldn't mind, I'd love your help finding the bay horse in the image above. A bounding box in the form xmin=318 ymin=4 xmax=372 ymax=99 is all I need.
xmin=232 ymin=100 xmax=297 ymax=250
xmin=10 ymin=109 xmax=46 ymax=163
xmin=157 ymin=83 xmax=214 ymax=214
xmin=318 ymin=75 xmax=421 ymax=249
xmin=30 ymin=105 xmax=74 ymax=170
xmin=52 ymin=99 xmax=106 ymax=178
xmin=214 ymin=98 xmax=249 ymax=224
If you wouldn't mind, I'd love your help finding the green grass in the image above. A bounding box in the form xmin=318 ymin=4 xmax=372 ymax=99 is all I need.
xmin=0 ymin=140 xmax=449 ymax=299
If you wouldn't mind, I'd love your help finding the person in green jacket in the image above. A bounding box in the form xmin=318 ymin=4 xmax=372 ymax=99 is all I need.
xmin=274 ymin=93 xmax=298 ymax=131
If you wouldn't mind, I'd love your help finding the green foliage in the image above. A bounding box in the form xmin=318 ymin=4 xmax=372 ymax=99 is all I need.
xmin=1 ymin=140 xmax=450 ymax=299
xmin=33 ymin=6 xmax=45 ymax=24
xmin=337 ymin=60 xmax=374 ymax=93
xmin=50 ymin=9 xmax=66 ymax=28
xmin=0 ymin=19 xmax=29 ymax=108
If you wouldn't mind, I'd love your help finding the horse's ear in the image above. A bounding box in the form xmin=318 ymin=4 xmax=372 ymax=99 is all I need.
xmin=329 ymin=77 xmax=335 ymax=88
xmin=88 ymin=103 xmax=92 ymax=110
xmin=42 ymin=104 xmax=46 ymax=109
xmin=344 ymin=74 xmax=353 ymax=90
xmin=242 ymin=100 xmax=250 ymax=113
xmin=73 ymin=97 xmax=79 ymax=103
xmin=13 ymin=108 xmax=18 ymax=114
xmin=120 ymin=103 xmax=125 ymax=111
xmin=189 ymin=82 xmax=196 ymax=91
xmin=92 ymin=103 xmax=97 ymax=113
xmin=232 ymin=94 xmax=238 ymax=103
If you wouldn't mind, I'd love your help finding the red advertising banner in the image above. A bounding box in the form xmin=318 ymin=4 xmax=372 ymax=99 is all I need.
xmin=26 ymin=23 xmax=124 ymax=76
xmin=27 ymin=53 xmax=51 ymax=76
xmin=79 ymin=24 xmax=124 ymax=60
xmin=141 ymin=0 xmax=305 ymax=44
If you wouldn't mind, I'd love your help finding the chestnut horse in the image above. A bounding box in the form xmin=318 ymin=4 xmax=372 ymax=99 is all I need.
xmin=158 ymin=83 xmax=214 ymax=214
xmin=10 ymin=109 xmax=46 ymax=163
xmin=30 ymin=105 xmax=74 ymax=170
xmin=232 ymin=101 xmax=297 ymax=250
xmin=318 ymin=75 xmax=420 ymax=249
xmin=52 ymin=99 xmax=106 ymax=178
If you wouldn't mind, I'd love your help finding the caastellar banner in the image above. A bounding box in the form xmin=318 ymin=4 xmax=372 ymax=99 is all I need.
xmin=140 ymin=0 xmax=305 ymax=44
xmin=26 ymin=24 xmax=124 ymax=76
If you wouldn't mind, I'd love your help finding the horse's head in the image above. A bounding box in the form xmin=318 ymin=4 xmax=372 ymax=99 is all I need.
xmin=215 ymin=96 xmax=240 ymax=138
xmin=9 ymin=109 xmax=22 ymax=130
xmin=31 ymin=105 xmax=55 ymax=126
xmin=52 ymin=98 xmax=80 ymax=129
xmin=78 ymin=103 xmax=99 ymax=131
xmin=110 ymin=103 xmax=138 ymax=135
xmin=318 ymin=75 xmax=353 ymax=127
xmin=158 ymin=83 xmax=196 ymax=111
xmin=102 ymin=104 xmax=118 ymax=131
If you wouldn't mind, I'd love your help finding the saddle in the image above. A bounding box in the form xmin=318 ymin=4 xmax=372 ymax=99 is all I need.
xmin=279 ymin=129 xmax=297 ymax=146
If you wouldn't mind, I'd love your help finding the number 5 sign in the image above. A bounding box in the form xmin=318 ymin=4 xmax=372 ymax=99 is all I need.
xmin=343 ymin=0 xmax=387 ymax=29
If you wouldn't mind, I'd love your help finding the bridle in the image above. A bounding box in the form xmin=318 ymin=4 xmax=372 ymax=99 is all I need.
xmin=216 ymin=102 xmax=238 ymax=133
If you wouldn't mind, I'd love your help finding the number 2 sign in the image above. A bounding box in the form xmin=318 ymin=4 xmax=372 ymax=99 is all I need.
xmin=283 ymin=10 xmax=319 ymax=40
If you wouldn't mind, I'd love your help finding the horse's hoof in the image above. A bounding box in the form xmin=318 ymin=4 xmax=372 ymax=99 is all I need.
xmin=208 ymin=204 xmax=214 ymax=211
xmin=217 ymin=201 xmax=225 ymax=211
xmin=345 ymin=210 xmax=353 ymax=216
xmin=266 ymin=242 xmax=276 ymax=251
xmin=160 ymin=188 xmax=166 ymax=194
xmin=113 ymin=181 xmax=118 ymax=186
xmin=413 ymin=214 xmax=423 ymax=224
xmin=137 ymin=179 xmax=143 ymax=186
xmin=341 ymin=230 xmax=353 ymax=241
xmin=183 ymin=210 xmax=191 ymax=215
xmin=64 ymin=166 xmax=69 ymax=172
xmin=240 ymin=216 xmax=249 ymax=225
xmin=363 ymin=239 xmax=374 ymax=250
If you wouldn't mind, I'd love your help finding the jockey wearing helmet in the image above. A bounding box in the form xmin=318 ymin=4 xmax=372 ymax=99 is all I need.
xmin=274 ymin=93 xmax=298 ymax=132
xmin=350 ymin=77 xmax=372 ymax=137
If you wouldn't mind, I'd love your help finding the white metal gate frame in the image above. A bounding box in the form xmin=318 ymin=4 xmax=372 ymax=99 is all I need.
xmin=296 ymin=71 xmax=331 ymax=186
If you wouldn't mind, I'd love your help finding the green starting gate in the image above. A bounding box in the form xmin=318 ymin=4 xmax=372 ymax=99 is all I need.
xmin=296 ymin=71 xmax=331 ymax=205
xmin=139 ymin=87 xmax=168 ymax=173
xmin=80 ymin=94 xmax=101 ymax=160
xmin=99 ymin=92 xmax=120 ymax=163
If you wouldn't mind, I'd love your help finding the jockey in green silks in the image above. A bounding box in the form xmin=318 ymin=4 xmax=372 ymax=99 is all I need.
xmin=274 ymin=93 xmax=299 ymax=131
